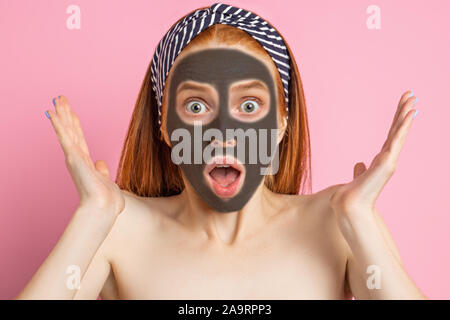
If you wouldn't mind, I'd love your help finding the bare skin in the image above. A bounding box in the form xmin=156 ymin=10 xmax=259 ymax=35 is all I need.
xmin=71 ymin=183 xmax=350 ymax=299
xmin=16 ymin=43 xmax=426 ymax=300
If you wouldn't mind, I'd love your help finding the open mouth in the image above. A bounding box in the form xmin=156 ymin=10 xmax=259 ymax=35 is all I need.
xmin=204 ymin=156 xmax=245 ymax=198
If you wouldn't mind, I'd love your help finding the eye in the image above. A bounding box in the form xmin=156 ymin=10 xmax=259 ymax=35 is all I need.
xmin=240 ymin=99 xmax=260 ymax=113
xmin=185 ymin=100 xmax=207 ymax=114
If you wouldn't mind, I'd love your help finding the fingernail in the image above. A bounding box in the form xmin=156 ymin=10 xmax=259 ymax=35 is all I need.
xmin=45 ymin=110 xmax=50 ymax=119
xmin=414 ymin=97 xmax=418 ymax=105
xmin=410 ymin=90 xmax=414 ymax=97
xmin=52 ymin=97 xmax=56 ymax=106
xmin=413 ymin=109 xmax=419 ymax=119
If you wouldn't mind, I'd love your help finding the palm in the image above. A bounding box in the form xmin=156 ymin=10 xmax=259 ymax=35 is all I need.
xmin=47 ymin=95 xmax=125 ymax=215
xmin=330 ymin=90 xmax=418 ymax=215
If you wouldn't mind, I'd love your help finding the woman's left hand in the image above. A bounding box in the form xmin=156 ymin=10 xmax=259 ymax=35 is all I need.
xmin=330 ymin=90 xmax=418 ymax=229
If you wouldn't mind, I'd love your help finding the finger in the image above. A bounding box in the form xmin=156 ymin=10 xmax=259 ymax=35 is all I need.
xmin=392 ymin=90 xmax=413 ymax=127
xmin=95 ymin=160 xmax=110 ymax=179
xmin=70 ymin=109 xmax=90 ymax=156
xmin=46 ymin=109 xmax=73 ymax=157
xmin=389 ymin=108 xmax=417 ymax=162
xmin=54 ymin=95 xmax=91 ymax=157
xmin=52 ymin=95 xmax=73 ymax=131
xmin=393 ymin=95 xmax=417 ymax=131
xmin=384 ymin=95 xmax=417 ymax=150
xmin=55 ymin=95 xmax=74 ymax=126
xmin=353 ymin=162 xmax=367 ymax=179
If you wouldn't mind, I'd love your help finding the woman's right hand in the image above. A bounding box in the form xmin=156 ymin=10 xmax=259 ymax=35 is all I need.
xmin=46 ymin=95 xmax=125 ymax=222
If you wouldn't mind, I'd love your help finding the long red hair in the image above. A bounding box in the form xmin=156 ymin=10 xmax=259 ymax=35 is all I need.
xmin=115 ymin=6 xmax=311 ymax=197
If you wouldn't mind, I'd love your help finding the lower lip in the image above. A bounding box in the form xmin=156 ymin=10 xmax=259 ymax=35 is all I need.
xmin=206 ymin=169 xmax=243 ymax=198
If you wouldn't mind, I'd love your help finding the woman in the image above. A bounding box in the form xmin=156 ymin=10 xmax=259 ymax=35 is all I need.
xmin=17 ymin=3 xmax=425 ymax=299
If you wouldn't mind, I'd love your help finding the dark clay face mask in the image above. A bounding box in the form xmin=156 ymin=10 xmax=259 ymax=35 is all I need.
xmin=166 ymin=48 xmax=279 ymax=213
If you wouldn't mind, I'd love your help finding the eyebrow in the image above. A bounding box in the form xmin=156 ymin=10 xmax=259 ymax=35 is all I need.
xmin=177 ymin=81 xmax=212 ymax=93
xmin=230 ymin=80 xmax=268 ymax=92
xmin=176 ymin=80 xmax=268 ymax=94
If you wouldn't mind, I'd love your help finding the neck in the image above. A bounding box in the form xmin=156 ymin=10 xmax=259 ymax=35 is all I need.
xmin=178 ymin=181 xmax=277 ymax=246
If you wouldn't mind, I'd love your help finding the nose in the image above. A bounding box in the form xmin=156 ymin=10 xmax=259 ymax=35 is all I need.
xmin=210 ymin=137 xmax=236 ymax=148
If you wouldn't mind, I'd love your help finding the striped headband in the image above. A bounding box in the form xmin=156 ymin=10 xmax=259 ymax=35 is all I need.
xmin=150 ymin=2 xmax=291 ymax=126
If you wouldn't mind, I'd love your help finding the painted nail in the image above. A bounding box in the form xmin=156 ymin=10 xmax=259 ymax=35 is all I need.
xmin=413 ymin=110 xmax=419 ymax=119
xmin=409 ymin=90 xmax=414 ymax=97
xmin=414 ymin=97 xmax=418 ymax=105
xmin=52 ymin=97 xmax=56 ymax=106
xmin=45 ymin=110 xmax=50 ymax=119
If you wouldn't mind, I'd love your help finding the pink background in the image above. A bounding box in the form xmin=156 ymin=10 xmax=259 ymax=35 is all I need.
xmin=1 ymin=0 xmax=449 ymax=299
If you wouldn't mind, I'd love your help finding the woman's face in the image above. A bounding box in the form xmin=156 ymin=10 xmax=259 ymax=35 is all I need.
xmin=162 ymin=44 xmax=285 ymax=213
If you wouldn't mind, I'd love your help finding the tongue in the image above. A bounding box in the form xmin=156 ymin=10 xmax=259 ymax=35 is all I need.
xmin=209 ymin=167 xmax=239 ymax=186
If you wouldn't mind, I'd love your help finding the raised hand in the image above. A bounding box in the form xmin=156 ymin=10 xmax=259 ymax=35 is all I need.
xmin=45 ymin=95 xmax=125 ymax=220
xmin=330 ymin=90 xmax=418 ymax=224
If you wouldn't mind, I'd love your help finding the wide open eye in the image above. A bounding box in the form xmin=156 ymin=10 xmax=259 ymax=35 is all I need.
xmin=240 ymin=99 xmax=260 ymax=113
xmin=185 ymin=100 xmax=208 ymax=114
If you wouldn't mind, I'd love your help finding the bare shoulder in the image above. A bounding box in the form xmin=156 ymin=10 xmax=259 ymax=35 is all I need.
xmin=275 ymin=184 xmax=341 ymax=220
xmin=302 ymin=184 xmax=344 ymax=227
xmin=276 ymin=184 xmax=352 ymax=271
xmin=105 ymin=189 xmax=183 ymax=242
xmin=301 ymin=184 xmax=341 ymax=215
xmin=89 ymin=190 xmax=181 ymax=299
xmin=274 ymin=184 xmax=349 ymax=244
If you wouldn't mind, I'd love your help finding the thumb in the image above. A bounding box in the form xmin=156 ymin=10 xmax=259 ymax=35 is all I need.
xmin=353 ymin=161 xmax=367 ymax=179
xmin=95 ymin=160 xmax=110 ymax=179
